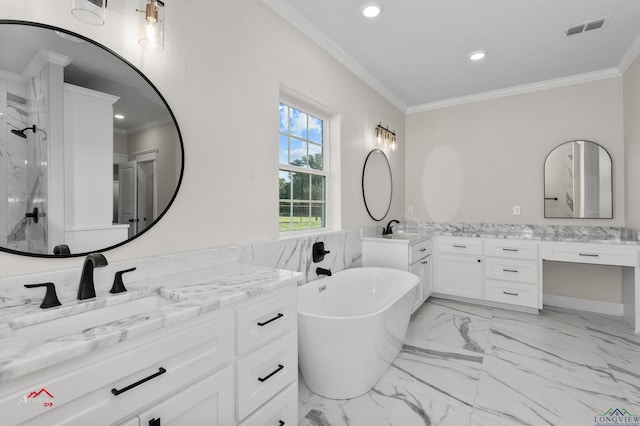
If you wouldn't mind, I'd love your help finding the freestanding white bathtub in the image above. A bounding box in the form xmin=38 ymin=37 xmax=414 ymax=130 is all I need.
xmin=297 ymin=267 xmax=419 ymax=399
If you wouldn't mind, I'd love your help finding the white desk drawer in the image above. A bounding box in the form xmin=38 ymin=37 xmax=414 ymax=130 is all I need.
xmin=438 ymin=237 xmax=483 ymax=255
xmin=410 ymin=239 xmax=432 ymax=264
xmin=484 ymin=279 xmax=538 ymax=308
xmin=542 ymin=241 xmax=638 ymax=267
xmin=237 ymin=331 xmax=297 ymax=420
xmin=485 ymin=239 xmax=539 ymax=260
xmin=237 ymin=290 xmax=296 ymax=356
xmin=239 ymin=383 xmax=297 ymax=426
xmin=485 ymin=258 xmax=538 ymax=284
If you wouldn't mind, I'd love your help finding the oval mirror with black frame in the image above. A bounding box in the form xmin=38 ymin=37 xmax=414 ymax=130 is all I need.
xmin=362 ymin=149 xmax=392 ymax=221
xmin=544 ymin=140 xmax=612 ymax=219
xmin=0 ymin=20 xmax=183 ymax=257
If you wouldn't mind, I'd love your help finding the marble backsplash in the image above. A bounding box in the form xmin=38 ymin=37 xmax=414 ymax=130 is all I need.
xmin=362 ymin=221 xmax=638 ymax=240
xmin=0 ymin=229 xmax=362 ymax=309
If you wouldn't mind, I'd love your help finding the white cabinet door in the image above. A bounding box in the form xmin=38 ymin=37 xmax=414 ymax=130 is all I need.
xmin=410 ymin=255 xmax=432 ymax=312
xmin=437 ymin=253 xmax=483 ymax=299
xmin=410 ymin=261 xmax=423 ymax=312
xmin=136 ymin=366 xmax=233 ymax=426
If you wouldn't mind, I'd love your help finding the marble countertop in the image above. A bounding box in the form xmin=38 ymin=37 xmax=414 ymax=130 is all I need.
xmin=0 ymin=263 xmax=302 ymax=383
xmin=362 ymin=227 xmax=640 ymax=245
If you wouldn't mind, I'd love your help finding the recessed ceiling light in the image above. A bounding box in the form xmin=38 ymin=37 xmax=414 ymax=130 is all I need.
xmin=114 ymin=114 xmax=125 ymax=120
xmin=469 ymin=50 xmax=487 ymax=61
xmin=361 ymin=2 xmax=383 ymax=18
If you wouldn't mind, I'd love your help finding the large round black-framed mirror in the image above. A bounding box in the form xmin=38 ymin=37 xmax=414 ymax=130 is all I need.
xmin=0 ymin=20 xmax=184 ymax=257
xmin=362 ymin=148 xmax=392 ymax=221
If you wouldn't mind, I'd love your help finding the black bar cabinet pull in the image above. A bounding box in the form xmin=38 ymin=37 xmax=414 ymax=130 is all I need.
xmin=579 ymin=253 xmax=599 ymax=257
xmin=545 ymin=197 xmax=559 ymax=201
xmin=502 ymin=268 xmax=518 ymax=273
xmin=258 ymin=364 xmax=284 ymax=382
xmin=111 ymin=367 xmax=167 ymax=396
xmin=502 ymin=248 xmax=518 ymax=252
xmin=257 ymin=313 xmax=284 ymax=327
xmin=503 ymin=291 xmax=519 ymax=296
xmin=453 ymin=244 xmax=467 ymax=248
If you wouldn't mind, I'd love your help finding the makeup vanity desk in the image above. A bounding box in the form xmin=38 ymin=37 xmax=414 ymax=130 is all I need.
xmin=362 ymin=226 xmax=640 ymax=334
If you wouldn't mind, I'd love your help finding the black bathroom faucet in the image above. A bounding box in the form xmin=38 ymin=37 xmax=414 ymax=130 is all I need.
xmin=78 ymin=253 xmax=108 ymax=300
xmin=382 ymin=219 xmax=400 ymax=235
xmin=316 ymin=267 xmax=332 ymax=277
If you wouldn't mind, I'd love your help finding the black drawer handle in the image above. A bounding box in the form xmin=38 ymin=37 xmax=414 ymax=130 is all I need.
xmin=419 ymin=248 xmax=427 ymax=252
xmin=579 ymin=253 xmax=599 ymax=257
xmin=502 ymin=268 xmax=518 ymax=273
xmin=453 ymin=244 xmax=467 ymax=248
xmin=257 ymin=313 xmax=284 ymax=327
xmin=503 ymin=291 xmax=519 ymax=296
xmin=258 ymin=364 xmax=284 ymax=382
xmin=111 ymin=367 xmax=167 ymax=396
xmin=502 ymin=248 xmax=518 ymax=252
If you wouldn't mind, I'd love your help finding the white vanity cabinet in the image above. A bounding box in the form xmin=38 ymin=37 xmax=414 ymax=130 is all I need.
xmin=435 ymin=237 xmax=484 ymax=299
xmin=484 ymin=239 xmax=542 ymax=309
xmin=362 ymin=238 xmax=432 ymax=312
xmin=1 ymin=287 xmax=297 ymax=426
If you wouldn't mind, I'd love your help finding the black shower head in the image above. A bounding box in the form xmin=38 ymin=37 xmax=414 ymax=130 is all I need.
xmin=11 ymin=125 xmax=36 ymax=139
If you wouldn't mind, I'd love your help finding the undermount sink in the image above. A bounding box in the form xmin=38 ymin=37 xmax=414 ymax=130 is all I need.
xmin=11 ymin=295 xmax=176 ymax=344
xmin=390 ymin=231 xmax=421 ymax=238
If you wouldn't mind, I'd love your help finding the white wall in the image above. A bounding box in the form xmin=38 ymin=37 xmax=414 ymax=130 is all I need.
xmin=406 ymin=78 xmax=624 ymax=225
xmin=0 ymin=0 xmax=404 ymax=276
xmin=624 ymin=54 xmax=640 ymax=229
xmin=406 ymin=78 xmax=625 ymax=303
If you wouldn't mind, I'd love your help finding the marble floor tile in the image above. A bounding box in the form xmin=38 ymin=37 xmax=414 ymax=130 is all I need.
xmin=299 ymin=298 xmax=640 ymax=426
xmin=487 ymin=307 xmax=609 ymax=368
xmin=407 ymin=299 xmax=492 ymax=354
xmin=473 ymin=354 xmax=630 ymax=426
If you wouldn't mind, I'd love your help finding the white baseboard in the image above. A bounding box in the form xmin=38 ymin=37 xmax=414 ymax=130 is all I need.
xmin=543 ymin=294 xmax=624 ymax=316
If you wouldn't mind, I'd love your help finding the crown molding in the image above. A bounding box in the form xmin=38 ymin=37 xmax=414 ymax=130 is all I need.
xmin=263 ymin=0 xmax=407 ymax=112
xmin=617 ymin=31 xmax=640 ymax=74
xmin=406 ymin=68 xmax=622 ymax=114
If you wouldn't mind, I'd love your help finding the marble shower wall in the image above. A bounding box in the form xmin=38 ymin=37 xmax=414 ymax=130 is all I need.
xmin=1 ymin=63 xmax=49 ymax=254
xmin=23 ymin=63 xmax=49 ymax=254
xmin=4 ymin=84 xmax=29 ymax=252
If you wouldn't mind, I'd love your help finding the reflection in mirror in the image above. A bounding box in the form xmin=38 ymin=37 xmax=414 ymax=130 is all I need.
xmin=362 ymin=149 xmax=392 ymax=221
xmin=544 ymin=140 xmax=612 ymax=219
xmin=0 ymin=21 xmax=183 ymax=256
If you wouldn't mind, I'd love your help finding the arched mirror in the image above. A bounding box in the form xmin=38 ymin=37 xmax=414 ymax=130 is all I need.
xmin=0 ymin=20 xmax=183 ymax=257
xmin=544 ymin=140 xmax=612 ymax=219
xmin=362 ymin=149 xmax=392 ymax=221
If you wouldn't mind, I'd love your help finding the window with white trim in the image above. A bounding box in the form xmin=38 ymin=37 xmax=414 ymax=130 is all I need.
xmin=278 ymin=100 xmax=327 ymax=232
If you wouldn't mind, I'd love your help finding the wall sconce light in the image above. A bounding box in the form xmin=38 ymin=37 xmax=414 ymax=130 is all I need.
xmin=70 ymin=0 xmax=107 ymax=25
xmin=70 ymin=0 xmax=165 ymax=50
xmin=137 ymin=0 xmax=165 ymax=50
xmin=375 ymin=123 xmax=397 ymax=152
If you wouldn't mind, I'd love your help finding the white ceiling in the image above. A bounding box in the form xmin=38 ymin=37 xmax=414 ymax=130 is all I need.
xmin=265 ymin=0 xmax=640 ymax=112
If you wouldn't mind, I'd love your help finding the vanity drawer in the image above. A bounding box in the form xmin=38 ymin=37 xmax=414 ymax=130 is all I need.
xmin=239 ymin=383 xmax=298 ymax=426
xmin=485 ymin=258 xmax=538 ymax=284
xmin=236 ymin=331 xmax=297 ymax=421
xmin=485 ymin=239 xmax=539 ymax=260
xmin=410 ymin=239 xmax=432 ymax=263
xmin=20 ymin=313 xmax=234 ymax=426
xmin=484 ymin=279 xmax=538 ymax=308
xmin=237 ymin=290 xmax=296 ymax=356
xmin=542 ymin=242 xmax=638 ymax=267
xmin=438 ymin=237 xmax=483 ymax=255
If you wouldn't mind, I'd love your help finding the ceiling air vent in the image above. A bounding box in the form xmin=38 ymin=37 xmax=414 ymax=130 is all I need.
xmin=564 ymin=17 xmax=609 ymax=36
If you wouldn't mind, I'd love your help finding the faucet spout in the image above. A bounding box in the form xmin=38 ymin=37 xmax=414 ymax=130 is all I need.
xmin=78 ymin=253 xmax=108 ymax=300
xmin=382 ymin=219 xmax=400 ymax=235
xmin=316 ymin=267 xmax=332 ymax=277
